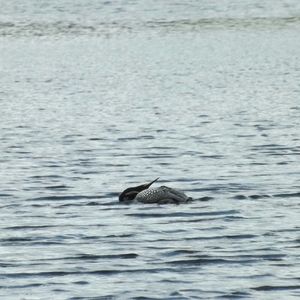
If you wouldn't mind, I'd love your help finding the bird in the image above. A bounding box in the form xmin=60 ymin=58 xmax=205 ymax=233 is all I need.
xmin=119 ymin=178 xmax=192 ymax=204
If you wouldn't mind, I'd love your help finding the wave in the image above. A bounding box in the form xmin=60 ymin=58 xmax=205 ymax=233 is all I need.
xmin=1 ymin=16 xmax=300 ymax=37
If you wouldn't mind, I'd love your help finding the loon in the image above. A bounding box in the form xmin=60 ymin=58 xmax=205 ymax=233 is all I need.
xmin=119 ymin=178 xmax=192 ymax=204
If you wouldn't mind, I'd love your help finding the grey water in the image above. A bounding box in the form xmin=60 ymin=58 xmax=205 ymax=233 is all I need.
xmin=1 ymin=0 xmax=300 ymax=299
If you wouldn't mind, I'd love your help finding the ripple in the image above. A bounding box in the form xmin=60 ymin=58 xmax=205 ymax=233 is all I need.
xmin=29 ymin=195 xmax=101 ymax=202
xmin=70 ymin=296 xmax=115 ymax=300
xmin=126 ymin=210 xmax=239 ymax=218
xmin=2 ymin=16 xmax=300 ymax=37
xmin=0 ymin=283 xmax=44 ymax=289
xmin=252 ymin=285 xmax=300 ymax=291
xmin=166 ymin=258 xmax=256 ymax=265
xmin=0 ymin=193 xmax=13 ymax=197
xmin=1 ymin=268 xmax=177 ymax=278
xmin=183 ymin=234 xmax=257 ymax=241
xmin=218 ymin=291 xmax=251 ymax=298
xmin=37 ymin=253 xmax=139 ymax=261
xmin=44 ymin=185 xmax=69 ymax=190
xmin=273 ymin=192 xmax=300 ymax=198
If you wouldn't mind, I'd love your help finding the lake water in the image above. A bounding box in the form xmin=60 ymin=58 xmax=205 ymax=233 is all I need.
xmin=0 ymin=0 xmax=300 ymax=299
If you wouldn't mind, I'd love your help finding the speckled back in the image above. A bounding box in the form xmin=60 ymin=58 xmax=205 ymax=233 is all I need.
xmin=135 ymin=186 xmax=190 ymax=203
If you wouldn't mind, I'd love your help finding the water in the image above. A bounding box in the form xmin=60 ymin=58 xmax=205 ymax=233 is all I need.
xmin=1 ymin=0 xmax=300 ymax=299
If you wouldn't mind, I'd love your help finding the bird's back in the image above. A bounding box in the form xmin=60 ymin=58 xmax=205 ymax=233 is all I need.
xmin=135 ymin=186 xmax=191 ymax=204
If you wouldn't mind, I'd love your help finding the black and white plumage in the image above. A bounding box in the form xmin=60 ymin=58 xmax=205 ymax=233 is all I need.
xmin=135 ymin=186 xmax=192 ymax=204
xmin=119 ymin=179 xmax=192 ymax=204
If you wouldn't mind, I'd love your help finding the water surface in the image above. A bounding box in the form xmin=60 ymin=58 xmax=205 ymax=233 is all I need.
xmin=0 ymin=0 xmax=300 ymax=299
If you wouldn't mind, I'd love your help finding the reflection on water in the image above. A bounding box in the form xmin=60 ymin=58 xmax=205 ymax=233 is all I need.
xmin=0 ymin=0 xmax=300 ymax=299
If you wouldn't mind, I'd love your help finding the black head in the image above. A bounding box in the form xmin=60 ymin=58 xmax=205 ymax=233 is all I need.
xmin=119 ymin=178 xmax=159 ymax=202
